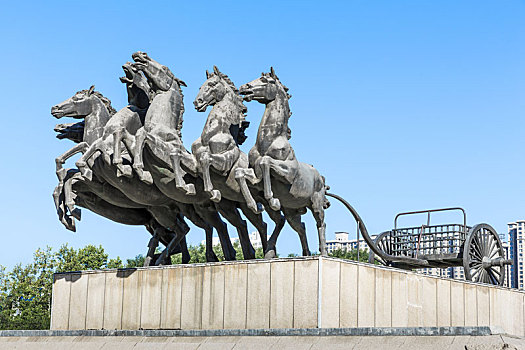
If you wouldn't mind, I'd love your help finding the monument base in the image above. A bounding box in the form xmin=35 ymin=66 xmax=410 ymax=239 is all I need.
xmin=0 ymin=328 xmax=523 ymax=350
xmin=51 ymin=257 xmax=525 ymax=337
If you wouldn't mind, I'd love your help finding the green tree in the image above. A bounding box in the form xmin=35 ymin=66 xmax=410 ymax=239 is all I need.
xmin=328 ymin=248 xmax=370 ymax=263
xmin=125 ymin=255 xmax=145 ymax=268
xmin=0 ymin=244 xmax=124 ymax=330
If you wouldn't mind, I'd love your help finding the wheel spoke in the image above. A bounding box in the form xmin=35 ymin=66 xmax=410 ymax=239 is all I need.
xmin=490 ymin=267 xmax=501 ymax=277
xmin=480 ymin=229 xmax=487 ymax=256
xmin=472 ymin=239 xmax=483 ymax=259
xmin=487 ymin=268 xmax=499 ymax=284
xmin=487 ymin=234 xmax=496 ymax=257
xmin=483 ymin=269 xmax=490 ymax=283
xmin=471 ymin=267 xmax=482 ymax=278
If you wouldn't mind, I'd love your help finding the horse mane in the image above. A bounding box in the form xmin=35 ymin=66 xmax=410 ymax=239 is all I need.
xmin=79 ymin=88 xmax=117 ymax=115
xmin=174 ymin=79 xmax=185 ymax=139
xmin=162 ymin=66 xmax=186 ymax=139
xmin=264 ymin=72 xmax=291 ymax=100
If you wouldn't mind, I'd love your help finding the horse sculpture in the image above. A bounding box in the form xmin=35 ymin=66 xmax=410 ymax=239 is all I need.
xmin=51 ymin=53 xmax=331 ymax=264
xmin=191 ymin=66 xmax=293 ymax=256
xmin=239 ymin=68 xmax=330 ymax=256
xmin=127 ymin=55 xmax=259 ymax=260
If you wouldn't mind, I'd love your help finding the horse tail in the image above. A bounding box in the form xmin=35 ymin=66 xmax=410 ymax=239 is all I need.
xmin=321 ymin=175 xmax=331 ymax=209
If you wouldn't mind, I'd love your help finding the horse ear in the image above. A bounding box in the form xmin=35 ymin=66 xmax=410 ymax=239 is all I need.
xmin=206 ymin=70 xmax=211 ymax=79
xmin=213 ymin=65 xmax=220 ymax=75
xmin=88 ymin=85 xmax=95 ymax=95
xmin=270 ymin=67 xmax=276 ymax=79
xmin=178 ymin=79 xmax=187 ymax=87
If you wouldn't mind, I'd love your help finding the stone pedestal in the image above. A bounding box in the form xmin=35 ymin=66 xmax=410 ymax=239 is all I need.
xmin=50 ymin=256 xmax=525 ymax=337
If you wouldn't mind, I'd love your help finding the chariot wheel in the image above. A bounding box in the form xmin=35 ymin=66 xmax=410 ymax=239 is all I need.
xmin=368 ymin=231 xmax=393 ymax=266
xmin=463 ymin=224 xmax=506 ymax=286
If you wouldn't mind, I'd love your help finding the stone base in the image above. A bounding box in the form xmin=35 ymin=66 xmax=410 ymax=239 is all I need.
xmin=0 ymin=332 xmax=523 ymax=350
xmin=51 ymin=257 xmax=525 ymax=337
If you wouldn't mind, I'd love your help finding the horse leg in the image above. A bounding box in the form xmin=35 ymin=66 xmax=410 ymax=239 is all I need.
xmin=75 ymin=141 xmax=106 ymax=181
xmin=216 ymin=200 xmax=255 ymax=260
xmin=132 ymin=128 xmax=153 ymax=184
xmin=235 ymin=168 xmax=263 ymax=214
xmin=155 ymin=231 xmax=185 ymax=266
xmin=198 ymin=152 xmax=221 ymax=202
xmin=178 ymin=203 xmax=219 ymax=262
xmin=310 ymin=191 xmax=327 ymax=256
xmin=179 ymin=236 xmax=190 ymax=264
xmin=261 ymin=203 xmax=286 ymax=258
xmin=163 ymin=216 xmax=191 ymax=265
xmin=54 ymin=174 xmax=76 ymax=232
xmin=119 ymin=129 xmax=138 ymax=178
xmin=64 ymin=172 xmax=82 ymax=221
xmin=238 ymin=202 xmax=267 ymax=253
xmin=260 ymin=156 xmax=281 ymax=211
xmin=196 ymin=205 xmax=236 ymax=261
xmin=56 ymin=142 xmax=89 ymax=181
xmin=169 ymin=148 xmax=196 ymax=196
xmin=283 ymin=207 xmax=310 ymax=257
xmin=144 ymin=229 xmax=160 ymax=267
xmin=112 ymin=129 xmax=133 ymax=178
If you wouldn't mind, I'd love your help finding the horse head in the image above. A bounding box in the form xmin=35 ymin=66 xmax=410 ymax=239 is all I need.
xmin=54 ymin=121 xmax=85 ymax=143
xmin=131 ymin=51 xmax=186 ymax=92
xmin=51 ymin=85 xmax=96 ymax=119
xmin=51 ymin=85 xmax=116 ymax=119
xmin=194 ymin=65 xmax=246 ymax=114
xmin=120 ymin=61 xmax=152 ymax=109
xmin=239 ymin=67 xmax=291 ymax=104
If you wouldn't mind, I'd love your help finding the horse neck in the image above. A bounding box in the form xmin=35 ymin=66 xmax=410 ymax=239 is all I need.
xmin=83 ymin=99 xmax=111 ymax=144
xmin=202 ymin=92 xmax=241 ymax=137
xmin=257 ymin=92 xmax=290 ymax=141
xmin=145 ymin=85 xmax=182 ymax=130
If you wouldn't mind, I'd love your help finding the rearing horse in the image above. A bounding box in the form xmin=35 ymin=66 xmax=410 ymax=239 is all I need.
xmin=75 ymin=62 xmax=151 ymax=180
xmin=239 ymin=68 xmax=330 ymax=256
xmin=130 ymin=51 xmax=196 ymax=196
xmin=191 ymin=66 xmax=292 ymax=256
xmin=129 ymin=58 xmax=259 ymax=259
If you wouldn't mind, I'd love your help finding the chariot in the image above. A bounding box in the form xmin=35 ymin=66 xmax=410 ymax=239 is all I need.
xmin=327 ymin=194 xmax=512 ymax=286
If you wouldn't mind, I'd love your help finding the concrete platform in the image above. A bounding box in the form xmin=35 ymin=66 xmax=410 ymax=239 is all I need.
xmin=0 ymin=333 xmax=523 ymax=349
xmin=51 ymin=256 xmax=525 ymax=337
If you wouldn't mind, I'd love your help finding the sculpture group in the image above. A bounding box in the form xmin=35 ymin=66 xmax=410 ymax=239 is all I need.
xmin=52 ymin=52 xmax=330 ymax=266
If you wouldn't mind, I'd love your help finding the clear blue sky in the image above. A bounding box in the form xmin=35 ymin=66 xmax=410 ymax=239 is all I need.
xmin=0 ymin=1 xmax=524 ymax=268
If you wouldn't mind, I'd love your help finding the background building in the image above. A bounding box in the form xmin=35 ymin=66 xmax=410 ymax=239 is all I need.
xmin=325 ymin=231 xmax=377 ymax=254
xmin=508 ymin=221 xmax=525 ymax=289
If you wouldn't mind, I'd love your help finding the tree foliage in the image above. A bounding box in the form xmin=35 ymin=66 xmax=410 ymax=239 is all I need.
xmin=0 ymin=244 xmax=126 ymax=330
xmin=328 ymin=248 xmax=370 ymax=263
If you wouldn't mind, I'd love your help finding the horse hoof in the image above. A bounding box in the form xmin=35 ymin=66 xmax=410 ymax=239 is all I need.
xmin=269 ymin=198 xmax=281 ymax=211
xmin=256 ymin=203 xmax=264 ymax=213
xmin=206 ymin=253 xmax=219 ymax=263
xmin=140 ymin=171 xmax=153 ymax=185
xmin=81 ymin=169 xmax=93 ymax=181
xmin=117 ymin=164 xmax=133 ymax=178
xmin=185 ymin=184 xmax=196 ymax=195
xmin=249 ymin=202 xmax=264 ymax=214
xmin=210 ymin=190 xmax=221 ymax=202
xmin=154 ymin=254 xmax=166 ymax=266
xmin=264 ymin=250 xmax=277 ymax=259
xmin=143 ymin=256 xmax=153 ymax=267
xmin=71 ymin=208 xmax=82 ymax=221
